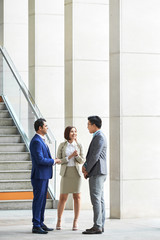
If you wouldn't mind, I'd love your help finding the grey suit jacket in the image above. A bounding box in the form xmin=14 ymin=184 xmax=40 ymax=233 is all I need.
xmin=85 ymin=130 xmax=107 ymax=177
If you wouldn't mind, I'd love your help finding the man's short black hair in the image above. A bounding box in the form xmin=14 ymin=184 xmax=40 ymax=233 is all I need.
xmin=34 ymin=118 xmax=46 ymax=132
xmin=88 ymin=116 xmax=102 ymax=129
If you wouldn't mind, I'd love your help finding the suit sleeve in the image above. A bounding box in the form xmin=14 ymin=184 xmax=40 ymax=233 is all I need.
xmin=57 ymin=143 xmax=68 ymax=165
xmin=85 ymin=135 xmax=104 ymax=174
xmin=31 ymin=140 xmax=54 ymax=166
xmin=75 ymin=144 xmax=85 ymax=164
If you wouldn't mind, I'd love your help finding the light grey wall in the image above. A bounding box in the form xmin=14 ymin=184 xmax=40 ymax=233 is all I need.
xmin=110 ymin=0 xmax=160 ymax=218
xmin=65 ymin=0 xmax=109 ymax=210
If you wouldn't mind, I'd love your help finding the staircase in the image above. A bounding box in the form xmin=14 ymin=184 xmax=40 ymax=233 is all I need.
xmin=0 ymin=100 xmax=53 ymax=210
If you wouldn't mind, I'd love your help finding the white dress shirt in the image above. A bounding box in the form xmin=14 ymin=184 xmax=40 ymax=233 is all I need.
xmin=66 ymin=141 xmax=77 ymax=167
xmin=36 ymin=133 xmax=48 ymax=146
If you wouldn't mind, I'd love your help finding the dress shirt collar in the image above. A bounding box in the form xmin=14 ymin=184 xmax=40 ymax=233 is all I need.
xmin=93 ymin=129 xmax=100 ymax=138
xmin=36 ymin=133 xmax=46 ymax=141
xmin=67 ymin=140 xmax=77 ymax=146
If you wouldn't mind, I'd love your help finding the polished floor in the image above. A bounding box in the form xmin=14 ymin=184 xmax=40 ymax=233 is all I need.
xmin=1 ymin=209 xmax=160 ymax=240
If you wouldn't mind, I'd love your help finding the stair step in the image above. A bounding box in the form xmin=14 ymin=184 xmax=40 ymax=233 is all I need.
xmin=0 ymin=103 xmax=6 ymax=110
xmin=0 ymin=143 xmax=27 ymax=152
xmin=0 ymin=199 xmax=54 ymax=210
xmin=0 ymin=180 xmax=32 ymax=190
xmin=0 ymin=152 xmax=30 ymax=161
xmin=0 ymin=126 xmax=18 ymax=134
xmin=0 ymin=118 xmax=13 ymax=126
xmin=0 ymin=111 xmax=10 ymax=118
xmin=0 ymin=161 xmax=32 ymax=170
xmin=0 ymin=190 xmax=51 ymax=200
xmin=0 ymin=189 xmax=32 ymax=192
xmin=0 ymin=191 xmax=33 ymax=200
xmin=0 ymin=135 xmax=22 ymax=143
xmin=0 ymin=100 xmax=55 ymax=210
xmin=0 ymin=170 xmax=31 ymax=180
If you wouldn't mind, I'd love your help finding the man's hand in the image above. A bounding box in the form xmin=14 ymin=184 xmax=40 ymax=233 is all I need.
xmin=82 ymin=166 xmax=88 ymax=179
xmin=54 ymin=158 xmax=61 ymax=164
xmin=82 ymin=165 xmax=86 ymax=173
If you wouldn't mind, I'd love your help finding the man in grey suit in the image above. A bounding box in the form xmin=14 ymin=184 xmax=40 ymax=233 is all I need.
xmin=82 ymin=116 xmax=107 ymax=234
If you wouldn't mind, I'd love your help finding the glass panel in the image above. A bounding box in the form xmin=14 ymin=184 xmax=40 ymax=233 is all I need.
xmin=0 ymin=47 xmax=57 ymax=198
xmin=2 ymin=53 xmax=36 ymax=143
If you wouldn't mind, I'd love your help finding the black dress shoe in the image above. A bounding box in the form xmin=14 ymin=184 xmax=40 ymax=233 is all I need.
xmin=82 ymin=227 xmax=102 ymax=234
xmin=86 ymin=227 xmax=94 ymax=231
xmin=32 ymin=227 xmax=48 ymax=234
xmin=41 ymin=224 xmax=54 ymax=231
xmin=86 ymin=226 xmax=104 ymax=232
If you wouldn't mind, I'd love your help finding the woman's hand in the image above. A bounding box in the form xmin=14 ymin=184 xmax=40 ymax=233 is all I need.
xmin=68 ymin=150 xmax=78 ymax=159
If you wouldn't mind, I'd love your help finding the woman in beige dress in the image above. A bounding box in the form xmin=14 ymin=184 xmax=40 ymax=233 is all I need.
xmin=56 ymin=126 xmax=84 ymax=230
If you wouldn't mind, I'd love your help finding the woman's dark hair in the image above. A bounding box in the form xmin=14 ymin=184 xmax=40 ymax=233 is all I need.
xmin=64 ymin=126 xmax=77 ymax=140
xmin=88 ymin=116 xmax=102 ymax=129
xmin=34 ymin=118 xmax=46 ymax=132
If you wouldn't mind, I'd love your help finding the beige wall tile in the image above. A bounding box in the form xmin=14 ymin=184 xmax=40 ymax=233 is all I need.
xmin=74 ymin=3 xmax=109 ymax=60
xmin=121 ymin=0 xmax=160 ymax=53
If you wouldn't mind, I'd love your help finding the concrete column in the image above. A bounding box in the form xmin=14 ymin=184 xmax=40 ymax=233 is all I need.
xmin=0 ymin=0 xmax=28 ymax=85
xmin=65 ymin=0 xmax=109 ymax=210
xmin=110 ymin=0 xmax=160 ymax=218
xmin=0 ymin=0 xmax=28 ymax=93
xmin=29 ymin=0 xmax=64 ymax=140
xmin=29 ymin=0 xmax=64 ymax=197
xmin=0 ymin=0 xmax=3 ymax=95
xmin=0 ymin=0 xmax=4 ymax=46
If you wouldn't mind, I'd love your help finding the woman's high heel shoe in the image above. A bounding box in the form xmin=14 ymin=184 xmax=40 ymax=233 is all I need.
xmin=72 ymin=219 xmax=78 ymax=231
xmin=56 ymin=219 xmax=62 ymax=230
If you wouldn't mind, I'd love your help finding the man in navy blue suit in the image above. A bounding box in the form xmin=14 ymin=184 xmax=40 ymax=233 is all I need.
xmin=30 ymin=118 xmax=61 ymax=234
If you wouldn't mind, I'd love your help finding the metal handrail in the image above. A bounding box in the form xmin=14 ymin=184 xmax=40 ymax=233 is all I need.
xmin=0 ymin=46 xmax=56 ymax=144
xmin=0 ymin=46 xmax=57 ymax=199
xmin=2 ymin=95 xmax=30 ymax=151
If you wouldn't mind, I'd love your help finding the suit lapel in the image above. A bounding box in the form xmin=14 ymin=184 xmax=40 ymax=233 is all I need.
xmin=86 ymin=131 xmax=101 ymax=157
xmin=86 ymin=138 xmax=94 ymax=157
xmin=36 ymin=134 xmax=51 ymax=157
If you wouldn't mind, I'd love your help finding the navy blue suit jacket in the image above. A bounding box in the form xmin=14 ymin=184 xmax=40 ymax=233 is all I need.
xmin=30 ymin=134 xmax=54 ymax=179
